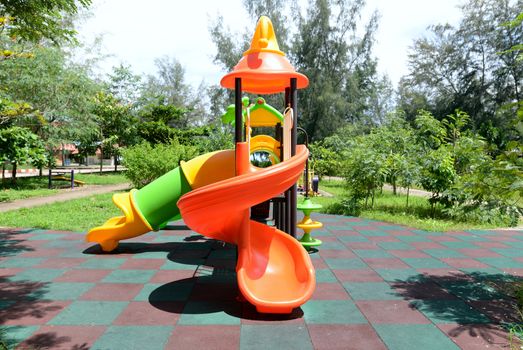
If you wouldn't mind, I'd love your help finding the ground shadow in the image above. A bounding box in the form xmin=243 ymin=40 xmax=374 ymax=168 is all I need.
xmin=17 ymin=332 xmax=90 ymax=350
xmin=0 ymin=228 xmax=36 ymax=258
xmin=391 ymin=271 xmax=522 ymax=345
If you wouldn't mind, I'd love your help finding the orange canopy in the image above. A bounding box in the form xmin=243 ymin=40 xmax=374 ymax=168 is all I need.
xmin=220 ymin=16 xmax=308 ymax=94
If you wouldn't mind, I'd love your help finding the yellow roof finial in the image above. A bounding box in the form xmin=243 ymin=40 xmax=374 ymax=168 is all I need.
xmin=244 ymin=16 xmax=284 ymax=56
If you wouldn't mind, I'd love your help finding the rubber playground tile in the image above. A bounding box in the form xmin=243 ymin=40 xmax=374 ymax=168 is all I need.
xmin=332 ymin=268 xmax=384 ymax=282
xmin=477 ymin=257 xmax=523 ymax=269
xmin=474 ymin=241 xmax=511 ymax=249
xmin=240 ymin=324 xmax=312 ymax=350
xmin=374 ymin=268 xmax=420 ymax=283
xmin=308 ymin=324 xmax=387 ymax=350
xmin=101 ymin=269 xmax=156 ymax=284
xmin=1 ymin=300 xmax=70 ymax=325
xmin=356 ymin=300 xmax=431 ymax=324
xmin=456 ymin=235 xmax=491 ymax=242
xmin=317 ymin=240 xmax=346 ymax=250
xmin=423 ymin=249 xmax=467 ymax=259
xmin=410 ymin=299 xmax=491 ymax=324
xmin=91 ymin=325 xmax=172 ymax=350
xmin=113 ymin=301 xmax=183 ymax=325
xmin=189 ymin=282 xmax=239 ymax=302
xmin=177 ymin=301 xmax=241 ymax=325
xmin=373 ymin=324 xmax=460 ymax=350
xmin=355 ymin=230 xmax=389 ymax=237
xmin=337 ymin=235 xmax=370 ymax=243
xmin=1 ymin=326 xmax=38 ymax=348
xmin=391 ymin=280 xmax=459 ymax=300
xmin=343 ymin=282 xmax=403 ymax=301
xmin=36 ymin=282 xmax=94 ymax=300
xmin=8 ymin=268 xmax=66 ymax=283
xmin=149 ymin=269 xmax=195 ymax=283
xmin=353 ymin=249 xmax=393 ymax=259
xmin=377 ymin=241 xmax=415 ymax=250
xmin=48 ymin=301 xmax=128 ymax=325
xmin=168 ymin=325 xmax=240 ymax=350
xmin=318 ymin=249 xmax=356 ymax=259
xmin=396 ymin=235 xmax=433 ymax=243
xmin=160 ymin=259 xmax=204 ymax=270
xmin=401 ymin=257 xmax=451 ymax=269
xmin=26 ymin=233 xmax=67 ymax=241
xmin=458 ymin=248 xmax=503 ymax=258
xmin=363 ymin=258 xmax=411 ymax=269
xmin=311 ymin=283 xmax=350 ymax=300
xmin=0 ymin=257 xmax=45 ymax=268
xmin=343 ymin=241 xmax=378 ymax=249
xmin=437 ymin=324 xmax=517 ymax=350
xmin=119 ymin=258 xmax=166 ymax=270
xmin=301 ymin=300 xmax=367 ymax=324
xmin=490 ymin=248 xmax=523 ymax=257
xmin=79 ymin=283 xmax=143 ymax=301
xmin=54 ymin=269 xmax=112 ymax=283
xmin=77 ymin=258 xmax=126 ymax=270
xmin=410 ymin=242 xmax=447 ymax=249
xmin=37 ymin=257 xmax=86 ymax=269
xmin=19 ymin=325 xmax=107 ymax=350
xmin=19 ymin=248 xmax=66 ymax=258
xmin=324 ymin=258 xmax=367 ymax=270
xmin=440 ymin=258 xmax=490 ymax=269
xmin=388 ymin=250 xmax=432 ymax=258
xmin=439 ymin=281 xmax=506 ymax=301
xmin=135 ymin=282 xmax=194 ymax=302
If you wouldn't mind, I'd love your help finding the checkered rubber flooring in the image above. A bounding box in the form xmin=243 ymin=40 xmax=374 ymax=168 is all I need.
xmin=1 ymin=215 xmax=522 ymax=349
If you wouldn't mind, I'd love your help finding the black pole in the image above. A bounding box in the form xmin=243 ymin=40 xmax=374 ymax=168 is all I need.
xmin=48 ymin=168 xmax=52 ymax=189
xmin=284 ymin=87 xmax=291 ymax=234
xmin=235 ymin=78 xmax=243 ymax=143
xmin=70 ymin=169 xmax=74 ymax=189
xmin=298 ymin=127 xmax=309 ymax=198
xmin=289 ymin=78 xmax=298 ymax=238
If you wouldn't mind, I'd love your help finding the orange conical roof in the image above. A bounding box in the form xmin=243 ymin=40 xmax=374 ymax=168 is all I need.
xmin=220 ymin=16 xmax=308 ymax=94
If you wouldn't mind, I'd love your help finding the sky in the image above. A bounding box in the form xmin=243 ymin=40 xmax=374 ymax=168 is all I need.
xmin=78 ymin=0 xmax=463 ymax=88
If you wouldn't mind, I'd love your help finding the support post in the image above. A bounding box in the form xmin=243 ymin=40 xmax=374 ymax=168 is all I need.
xmin=48 ymin=168 xmax=52 ymax=189
xmin=284 ymin=87 xmax=291 ymax=234
xmin=234 ymin=78 xmax=243 ymax=144
xmin=71 ymin=169 xmax=75 ymax=189
xmin=289 ymin=78 xmax=298 ymax=238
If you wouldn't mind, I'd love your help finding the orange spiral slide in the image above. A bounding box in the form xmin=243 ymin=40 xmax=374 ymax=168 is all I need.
xmin=177 ymin=143 xmax=315 ymax=313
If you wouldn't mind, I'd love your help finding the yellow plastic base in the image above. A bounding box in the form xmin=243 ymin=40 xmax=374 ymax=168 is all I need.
xmin=86 ymin=189 xmax=152 ymax=252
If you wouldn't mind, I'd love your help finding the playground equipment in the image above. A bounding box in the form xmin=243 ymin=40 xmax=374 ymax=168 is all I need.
xmin=48 ymin=169 xmax=85 ymax=189
xmin=86 ymin=16 xmax=315 ymax=314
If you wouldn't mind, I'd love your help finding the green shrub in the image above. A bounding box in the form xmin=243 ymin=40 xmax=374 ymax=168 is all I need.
xmin=121 ymin=141 xmax=199 ymax=188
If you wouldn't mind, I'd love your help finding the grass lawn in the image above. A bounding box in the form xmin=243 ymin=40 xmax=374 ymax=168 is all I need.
xmin=0 ymin=192 xmax=121 ymax=232
xmin=0 ymin=172 xmax=128 ymax=203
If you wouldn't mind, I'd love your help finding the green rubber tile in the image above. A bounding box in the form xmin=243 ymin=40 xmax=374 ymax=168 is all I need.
xmin=338 ymin=235 xmax=370 ymax=243
xmin=491 ymin=248 xmax=523 ymax=257
xmin=379 ymin=225 xmax=407 ymax=231
xmin=440 ymin=241 xmax=477 ymax=249
xmin=48 ymin=301 xmax=127 ymax=325
xmin=410 ymin=300 xmax=491 ymax=324
xmin=8 ymin=268 xmax=65 ymax=282
xmin=456 ymin=235 xmax=489 ymax=242
xmin=160 ymin=259 xmax=203 ymax=270
xmin=301 ymin=300 xmax=367 ymax=324
xmin=3 ymin=326 xmax=38 ymax=348
xmin=343 ymin=282 xmax=403 ymax=301
xmin=374 ymin=268 xmax=420 ymax=283
xmin=135 ymin=282 xmax=194 ymax=302
xmin=240 ymin=325 xmax=312 ymax=350
xmin=0 ymin=258 xmax=45 ymax=268
xmin=439 ymin=281 xmax=505 ymax=301
xmin=132 ymin=251 xmax=171 ymax=259
xmin=27 ymin=233 xmax=67 ymax=240
xmin=152 ymin=235 xmax=186 ymax=243
xmin=315 ymin=269 xmax=338 ymax=283
xmin=397 ymin=236 xmax=432 ymax=243
xmin=423 ymin=249 xmax=466 ymax=259
xmin=377 ymin=242 xmax=415 ymax=250
xmin=319 ymin=241 xmax=346 ymax=250
xmin=324 ymin=258 xmax=367 ymax=270
xmin=477 ymin=257 xmax=523 ymax=269
xmin=401 ymin=258 xmax=451 ymax=269
xmin=311 ymin=229 xmax=333 ymax=237
xmin=178 ymin=301 xmax=241 ymax=325
xmin=459 ymin=267 xmax=503 ymax=279
xmin=78 ymin=258 xmax=126 ymax=269
xmin=354 ymin=249 xmax=393 ymax=258
xmin=374 ymin=324 xmax=460 ymax=350
xmin=357 ymin=230 xmax=389 ymax=237
xmin=59 ymin=250 xmax=90 ymax=258
xmin=505 ymin=241 xmax=523 ymax=249
xmin=0 ymin=300 xmax=15 ymax=309
xmin=91 ymin=326 xmax=172 ymax=350
xmin=43 ymin=240 xmax=79 ymax=248
xmin=413 ymin=230 xmax=444 ymax=236
xmin=36 ymin=282 xmax=94 ymax=300
xmin=102 ymin=269 xmax=156 ymax=284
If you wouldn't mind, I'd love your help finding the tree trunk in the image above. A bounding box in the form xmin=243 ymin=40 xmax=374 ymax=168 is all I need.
xmin=371 ymin=190 xmax=375 ymax=208
xmin=11 ymin=162 xmax=17 ymax=185
xmin=114 ymin=154 xmax=118 ymax=172
xmin=61 ymin=143 xmax=65 ymax=166
xmin=406 ymin=187 xmax=410 ymax=209
xmin=392 ymin=178 xmax=397 ymax=195
xmin=1 ymin=162 xmax=4 ymax=183
xmin=99 ymin=147 xmax=103 ymax=175
xmin=39 ymin=167 xmax=43 ymax=177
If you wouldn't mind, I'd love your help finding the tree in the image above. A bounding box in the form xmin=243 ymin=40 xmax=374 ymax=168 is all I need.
xmin=0 ymin=126 xmax=46 ymax=184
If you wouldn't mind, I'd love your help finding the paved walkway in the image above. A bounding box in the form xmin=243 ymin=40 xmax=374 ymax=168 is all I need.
xmin=0 ymin=215 xmax=522 ymax=349
xmin=0 ymin=183 xmax=130 ymax=212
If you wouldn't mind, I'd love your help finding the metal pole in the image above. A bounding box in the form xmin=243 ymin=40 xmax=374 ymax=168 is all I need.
xmin=48 ymin=168 xmax=52 ymax=189
xmin=289 ymin=78 xmax=298 ymax=238
xmin=284 ymin=87 xmax=291 ymax=234
xmin=71 ymin=169 xmax=74 ymax=189
xmin=235 ymin=78 xmax=243 ymax=143
xmin=298 ymin=127 xmax=309 ymax=199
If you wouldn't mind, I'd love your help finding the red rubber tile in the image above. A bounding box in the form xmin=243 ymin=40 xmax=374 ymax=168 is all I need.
xmin=54 ymin=269 xmax=112 ymax=283
xmin=331 ymin=230 xmax=360 ymax=236
xmin=344 ymin=242 xmax=377 ymax=249
xmin=390 ymin=281 xmax=458 ymax=300
xmin=440 ymin=258 xmax=490 ymax=269
xmin=0 ymin=268 xmax=23 ymax=278
xmin=311 ymin=283 xmax=350 ymax=300
xmin=468 ymin=300 xmax=520 ymax=324
xmin=363 ymin=258 xmax=411 ymax=269
xmin=387 ymin=230 xmax=415 ymax=236
xmin=113 ymin=301 xmax=183 ymax=325
xmin=333 ymin=269 xmax=384 ymax=282
xmin=311 ymin=258 xmax=328 ymax=269
xmin=150 ymin=270 xmax=195 ymax=283
xmin=389 ymin=250 xmax=432 ymax=258
xmin=367 ymin=236 xmax=401 ymax=242
xmin=308 ymin=324 xmax=387 ymax=350
xmin=410 ymin=242 xmax=445 ymax=249
xmin=37 ymin=258 xmax=85 ymax=269
xmin=438 ymin=324 xmax=516 ymax=349
xmin=459 ymin=249 xmax=503 ymax=258
xmin=167 ymin=325 xmax=240 ymax=349
xmin=79 ymin=283 xmax=142 ymax=301
xmin=1 ymin=300 xmax=70 ymax=325
xmin=427 ymin=236 xmax=460 ymax=242
xmin=319 ymin=249 xmax=357 ymax=259
xmin=241 ymin=303 xmax=305 ymax=325
xmin=356 ymin=300 xmax=430 ymax=324
xmin=474 ymin=242 xmax=510 ymax=249
xmin=19 ymin=248 xmax=66 ymax=258
xmin=19 ymin=325 xmax=106 ymax=350
xmin=119 ymin=258 xmax=166 ymax=270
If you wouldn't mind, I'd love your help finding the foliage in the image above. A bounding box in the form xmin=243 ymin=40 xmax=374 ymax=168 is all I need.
xmin=121 ymin=141 xmax=199 ymax=188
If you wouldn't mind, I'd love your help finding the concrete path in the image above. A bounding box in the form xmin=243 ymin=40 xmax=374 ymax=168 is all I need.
xmin=0 ymin=215 xmax=521 ymax=349
xmin=0 ymin=183 xmax=130 ymax=212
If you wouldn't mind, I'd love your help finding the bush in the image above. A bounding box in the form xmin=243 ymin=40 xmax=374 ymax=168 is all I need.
xmin=121 ymin=140 xmax=199 ymax=188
